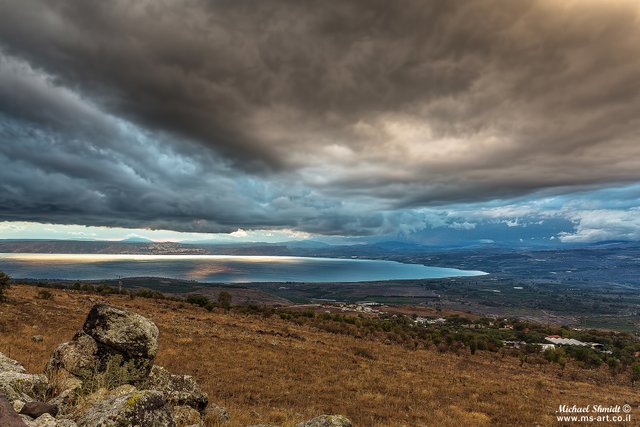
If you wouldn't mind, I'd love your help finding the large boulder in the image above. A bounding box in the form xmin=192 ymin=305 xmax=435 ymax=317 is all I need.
xmin=76 ymin=390 xmax=175 ymax=427
xmin=45 ymin=304 xmax=159 ymax=388
xmin=45 ymin=332 xmax=99 ymax=379
xmin=145 ymin=366 xmax=208 ymax=412
xmin=83 ymin=304 xmax=158 ymax=359
xmin=294 ymin=415 xmax=352 ymax=427
xmin=0 ymin=353 xmax=48 ymax=402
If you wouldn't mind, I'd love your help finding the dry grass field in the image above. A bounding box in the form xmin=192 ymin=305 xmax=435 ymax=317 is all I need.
xmin=1 ymin=285 xmax=638 ymax=426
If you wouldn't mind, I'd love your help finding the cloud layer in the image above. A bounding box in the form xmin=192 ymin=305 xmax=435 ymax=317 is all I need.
xmin=1 ymin=0 xmax=640 ymax=240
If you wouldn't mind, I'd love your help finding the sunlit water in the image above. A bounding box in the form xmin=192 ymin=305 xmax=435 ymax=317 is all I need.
xmin=0 ymin=253 xmax=486 ymax=283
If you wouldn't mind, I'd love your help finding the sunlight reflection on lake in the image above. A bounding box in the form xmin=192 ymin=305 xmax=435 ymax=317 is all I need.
xmin=0 ymin=253 xmax=487 ymax=283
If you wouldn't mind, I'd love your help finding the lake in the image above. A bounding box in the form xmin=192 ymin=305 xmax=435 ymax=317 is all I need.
xmin=0 ymin=253 xmax=486 ymax=283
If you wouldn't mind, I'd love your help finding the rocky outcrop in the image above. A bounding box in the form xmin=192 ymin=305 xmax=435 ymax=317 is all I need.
xmin=2 ymin=302 xmax=352 ymax=427
xmin=1 ymin=304 xmax=211 ymax=427
xmin=45 ymin=303 xmax=159 ymax=403
xmin=294 ymin=415 xmax=352 ymax=427
xmin=0 ymin=353 xmax=48 ymax=402
xmin=76 ymin=390 xmax=174 ymax=427
xmin=145 ymin=365 xmax=208 ymax=412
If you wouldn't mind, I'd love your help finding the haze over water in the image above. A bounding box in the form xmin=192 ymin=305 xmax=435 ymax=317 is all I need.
xmin=0 ymin=253 xmax=486 ymax=283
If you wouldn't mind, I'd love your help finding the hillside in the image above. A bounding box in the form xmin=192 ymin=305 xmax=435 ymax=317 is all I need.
xmin=1 ymin=285 xmax=639 ymax=426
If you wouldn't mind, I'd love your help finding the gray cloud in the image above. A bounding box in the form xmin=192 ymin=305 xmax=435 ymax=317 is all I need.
xmin=1 ymin=0 xmax=640 ymax=235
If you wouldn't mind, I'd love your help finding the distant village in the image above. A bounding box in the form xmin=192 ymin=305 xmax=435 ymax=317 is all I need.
xmin=298 ymin=299 xmax=637 ymax=358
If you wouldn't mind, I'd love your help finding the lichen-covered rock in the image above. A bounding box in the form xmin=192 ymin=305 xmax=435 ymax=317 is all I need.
xmin=19 ymin=413 xmax=76 ymax=427
xmin=145 ymin=366 xmax=208 ymax=412
xmin=76 ymin=390 xmax=175 ymax=427
xmin=13 ymin=399 xmax=25 ymax=413
xmin=294 ymin=415 xmax=352 ymax=427
xmin=45 ymin=304 xmax=159 ymax=388
xmin=83 ymin=304 xmax=159 ymax=359
xmin=45 ymin=332 xmax=99 ymax=379
xmin=45 ymin=381 xmax=82 ymax=416
xmin=0 ymin=352 xmax=48 ymax=402
xmin=172 ymin=405 xmax=203 ymax=427
xmin=77 ymin=304 xmax=159 ymax=382
xmin=1 ymin=352 xmax=27 ymax=374
xmin=71 ymin=384 xmax=137 ymax=419
xmin=204 ymin=403 xmax=229 ymax=424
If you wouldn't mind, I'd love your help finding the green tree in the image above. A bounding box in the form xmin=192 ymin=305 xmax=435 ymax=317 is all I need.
xmin=469 ymin=338 xmax=478 ymax=355
xmin=0 ymin=271 xmax=10 ymax=301
xmin=632 ymin=363 xmax=640 ymax=386
xmin=217 ymin=291 xmax=232 ymax=310
xmin=607 ymin=357 xmax=621 ymax=377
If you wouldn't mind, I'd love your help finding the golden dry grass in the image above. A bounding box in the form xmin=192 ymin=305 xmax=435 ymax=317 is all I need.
xmin=1 ymin=285 xmax=638 ymax=426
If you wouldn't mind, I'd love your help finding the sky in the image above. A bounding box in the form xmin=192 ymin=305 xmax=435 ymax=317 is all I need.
xmin=1 ymin=0 xmax=640 ymax=245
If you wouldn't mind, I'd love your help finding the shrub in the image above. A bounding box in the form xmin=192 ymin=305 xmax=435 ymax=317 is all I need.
xmin=79 ymin=354 xmax=139 ymax=395
xmin=186 ymin=294 xmax=215 ymax=311
xmin=632 ymin=363 xmax=640 ymax=386
xmin=37 ymin=289 xmax=54 ymax=300
xmin=217 ymin=291 xmax=232 ymax=310
xmin=0 ymin=271 xmax=10 ymax=301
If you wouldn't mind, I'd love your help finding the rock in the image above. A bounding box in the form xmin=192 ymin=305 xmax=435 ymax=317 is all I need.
xmin=45 ymin=382 xmax=82 ymax=416
xmin=46 ymin=304 xmax=159 ymax=387
xmin=83 ymin=304 xmax=159 ymax=359
xmin=0 ymin=352 xmax=48 ymax=402
xmin=13 ymin=400 xmax=25 ymax=413
xmin=71 ymin=384 xmax=137 ymax=418
xmin=32 ymin=336 xmax=44 ymax=343
xmin=173 ymin=405 xmax=203 ymax=427
xmin=294 ymin=415 xmax=352 ymax=427
xmin=45 ymin=331 xmax=99 ymax=379
xmin=145 ymin=365 xmax=208 ymax=412
xmin=79 ymin=304 xmax=159 ymax=381
xmin=20 ymin=401 xmax=59 ymax=418
xmin=0 ymin=395 xmax=28 ymax=427
xmin=19 ymin=413 xmax=77 ymax=427
xmin=27 ymin=413 xmax=56 ymax=427
xmin=76 ymin=390 xmax=175 ymax=427
xmin=1 ymin=353 xmax=27 ymax=373
xmin=0 ymin=371 xmax=49 ymax=402
xmin=203 ymin=403 xmax=229 ymax=424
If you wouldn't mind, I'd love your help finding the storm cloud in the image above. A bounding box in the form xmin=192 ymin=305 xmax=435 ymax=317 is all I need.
xmin=1 ymin=0 xmax=640 ymax=237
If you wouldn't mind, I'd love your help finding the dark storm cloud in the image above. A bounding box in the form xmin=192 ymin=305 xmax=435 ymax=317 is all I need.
xmin=1 ymin=0 xmax=640 ymax=235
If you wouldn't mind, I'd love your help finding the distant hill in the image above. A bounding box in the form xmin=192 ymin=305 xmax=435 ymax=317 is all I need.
xmin=120 ymin=236 xmax=155 ymax=243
